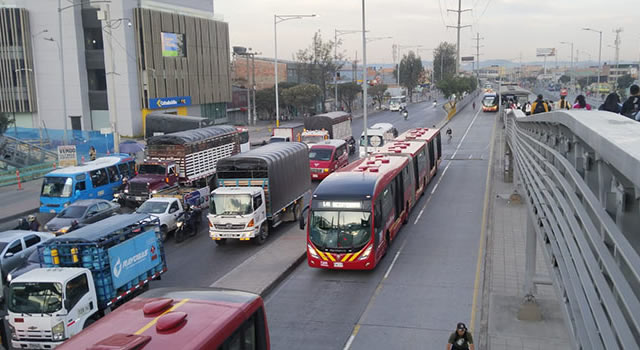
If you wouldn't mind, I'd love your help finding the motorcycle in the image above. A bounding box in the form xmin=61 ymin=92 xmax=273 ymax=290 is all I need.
xmin=175 ymin=206 xmax=202 ymax=243
xmin=402 ymin=109 xmax=409 ymax=120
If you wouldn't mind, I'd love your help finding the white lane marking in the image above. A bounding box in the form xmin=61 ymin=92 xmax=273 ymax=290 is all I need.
xmin=430 ymin=182 xmax=439 ymax=194
xmin=469 ymin=154 xmax=473 ymax=159
xmin=383 ymin=250 xmax=402 ymax=280
xmin=413 ymin=207 xmax=425 ymax=225
xmin=343 ymin=335 xmax=356 ymax=350
xmin=451 ymin=107 xmax=481 ymax=159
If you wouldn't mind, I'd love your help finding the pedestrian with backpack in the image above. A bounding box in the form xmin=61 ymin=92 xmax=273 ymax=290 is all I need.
xmin=530 ymin=94 xmax=549 ymax=115
xmin=621 ymin=84 xmax=640 ymax=120
xmin=557 ymin=89 xmax=571 ymax=110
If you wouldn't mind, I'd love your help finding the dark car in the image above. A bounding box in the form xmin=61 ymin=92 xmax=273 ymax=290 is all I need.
xmin=43 ymin=199 xmax=120 ymax=234
xmin=6 ymin=249 xmax=40 ymax=283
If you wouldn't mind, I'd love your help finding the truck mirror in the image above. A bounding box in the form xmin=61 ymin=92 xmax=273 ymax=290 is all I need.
xmin=299 ymin=205 xmax=309 ymax=230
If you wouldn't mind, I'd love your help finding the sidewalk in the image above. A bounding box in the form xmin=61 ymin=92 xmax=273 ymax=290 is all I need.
xmin=481 ymin=116 xmax=570 ymax=349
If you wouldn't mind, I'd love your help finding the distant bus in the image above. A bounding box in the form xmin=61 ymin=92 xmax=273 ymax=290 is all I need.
xmin=481 ymin=92 xmax=499 ymax=112
xmin=40 ymin=155 xmax=135 ymax=213
xmin=55 ymin=288 xmax=270 ymax=350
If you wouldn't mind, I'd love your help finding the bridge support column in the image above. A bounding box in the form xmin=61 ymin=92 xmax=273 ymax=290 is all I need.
xmin=518 ymin=213 xmax=542 ymax=321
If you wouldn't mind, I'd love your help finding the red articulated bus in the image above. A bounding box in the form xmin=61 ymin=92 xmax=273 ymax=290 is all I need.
xmin=302 ymin=155 xmax=413 ymax=270
xmin=56 ymin=288 xmax=270 ymax=350
xmin=377 ymin=140 xmax=433 ymax=205
xmin=396 ymin=127 xmax=442 ymax=180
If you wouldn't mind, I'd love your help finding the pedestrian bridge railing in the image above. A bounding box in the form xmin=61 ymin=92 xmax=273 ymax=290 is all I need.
xmin=503 ymin=109 xmax=640 ymax=349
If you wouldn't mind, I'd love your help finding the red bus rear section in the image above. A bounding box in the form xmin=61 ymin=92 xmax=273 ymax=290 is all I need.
xmin=305 ymin=155 xmax=412 ymax=270
xmin=396 ymin=127 xmax=442 ymax=179
xmin=56 ymin=288 xmax=270 ymax=350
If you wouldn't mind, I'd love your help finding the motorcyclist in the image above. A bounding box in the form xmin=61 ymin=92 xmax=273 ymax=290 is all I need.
xmin=27 ymin=215 xmax=40 ymax=232
xmin=176 ymin=204 xmax=202 ymax=242
xmin=402 ymin=108 xmax=409 ymax=120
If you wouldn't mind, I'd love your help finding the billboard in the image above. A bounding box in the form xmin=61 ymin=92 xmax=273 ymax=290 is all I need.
xmin=57 ymin=145 xmax=77 ymax=167
xmin=536 ymin=48 xmax=556 ymax=57
xmin=108 ymin=230 xmax=162 ymax=289
xmin=461 ymin=56 xmax=474 ymax=62
xmin=148 ymin=96 xmax=192 ymax=109
xmin=161 ymin=32 xmax=186 ymax=57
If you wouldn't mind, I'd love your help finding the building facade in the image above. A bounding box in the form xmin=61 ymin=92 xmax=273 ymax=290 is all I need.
xmin=0 ymin=0 xmax=231 ymax=137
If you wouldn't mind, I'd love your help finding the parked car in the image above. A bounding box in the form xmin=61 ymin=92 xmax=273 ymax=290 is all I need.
xmin=43 ymin=199 xmax=120 ymax=235
xmin=0 ymin=231 xmax=54 ymax=279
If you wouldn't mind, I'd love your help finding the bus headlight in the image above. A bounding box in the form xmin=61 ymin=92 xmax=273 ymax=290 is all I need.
xmin=7 ymin=273 xmax=12 ymax=282
xmin=307 ymin=244 xmax=319 ymax=259
xmin=358 ymin=245 xmax=373 ymax=261
xmin=52 ymin=321 xmax=65 ymax=340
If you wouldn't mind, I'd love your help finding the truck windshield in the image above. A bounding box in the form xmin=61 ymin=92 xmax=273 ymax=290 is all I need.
xmin=136 ymin=201 xmax=169 ymax=214
xmin=309 ymin=210 xmax=371 ymax=251
xmin=302 ymin=135 xmax=325 ymax=145
xmin=309 ymin=148 xmax=333 ymax=161
xmin=41 ymin=177 xmax=73 ymax=198
xmin=211 ymin=194 xmax=253 ymax=215
xmin=138 ymin=164 xmax=166 ymax=175
xmin=9 ymin=282 xmax=63 ymax=314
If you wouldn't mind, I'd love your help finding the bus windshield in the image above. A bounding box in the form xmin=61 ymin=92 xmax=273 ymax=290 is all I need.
xmin=310 ymin=210 xmax=371 ymax=250
xmin=482 ymin=95 xmax=498 ymax=107
xmin=210 ymin=194 xmax=253 ymax=215
xmin=41 ymin=177 xmax=73 ymax=198
xmin=9 ymin=282 xmax=63 ymax=314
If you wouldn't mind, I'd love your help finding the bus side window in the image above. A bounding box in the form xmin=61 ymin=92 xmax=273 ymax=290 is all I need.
xmin=75 ymin=181 xmax=86 ymax=192
xmin=117 ymin=163 xmax=129 ymax=178
xmin=90 ymin=168 xmax=108 ymax=187
xmin=107 ymin=166 xmax=119 ymax=183
xmin=436 ymin=133 xmax=442 ymax=160
xmin=219 ymin=311 xmax=268 ymax=350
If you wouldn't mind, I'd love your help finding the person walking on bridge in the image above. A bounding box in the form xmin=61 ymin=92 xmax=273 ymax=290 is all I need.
xmin=447 ymin=322 xmax=474 ymax=350
xmin=598 ymin=93 xmax=622 ymax=113
xmin=621 ymin=84 xmax=640 ymax=120
xmin=530 ymin=94 xmax=549 ymax=115
xmin=557 ymin=90 xmax=571 ymax=110
xmin=573 ymin=95 xmax=592 ymax=110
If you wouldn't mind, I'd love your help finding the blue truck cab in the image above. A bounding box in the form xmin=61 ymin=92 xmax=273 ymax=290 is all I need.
xmin=7 ymin=214 xmax=167 ymax=348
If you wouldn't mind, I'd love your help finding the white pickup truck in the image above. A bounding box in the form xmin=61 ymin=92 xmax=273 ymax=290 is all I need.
xmin=135 ymin=197 xmax=184 ymax=241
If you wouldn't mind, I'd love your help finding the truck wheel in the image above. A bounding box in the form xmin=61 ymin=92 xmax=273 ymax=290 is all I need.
xmin=253 ymin=224 xmax=268 ymax=245
xmin=159 ymin=225 xmax=169 ymax=242
xmin=83 ymin=316 xmax=97 ymax=329
xmin=215 ymin=238 xmax=227 ymax=246
xmin=293 ymin=202 xmax=302 ymax=222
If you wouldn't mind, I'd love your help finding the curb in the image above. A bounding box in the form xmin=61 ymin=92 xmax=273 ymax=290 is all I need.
xmin=260 ymin=252 xmax=307 ymax=298
xmin=0 ymin=207 xmax=38 ymax=226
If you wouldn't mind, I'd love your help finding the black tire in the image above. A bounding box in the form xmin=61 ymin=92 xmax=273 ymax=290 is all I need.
xmin=214 ymin=238 xmax=227 ymax=246
xmin=159 ymin=225 xmax=169 ymax=242
xmin=175 ymin=227 xmax=184 ymax=243
xmin=83 ymin=316 xmax=97 ymax=330
xmin=253 ymin=224 xmax=268 ymax=245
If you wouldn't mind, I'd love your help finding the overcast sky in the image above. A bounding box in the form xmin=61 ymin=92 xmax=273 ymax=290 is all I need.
xmin=216 ymin=0 xmax=639 ymax=65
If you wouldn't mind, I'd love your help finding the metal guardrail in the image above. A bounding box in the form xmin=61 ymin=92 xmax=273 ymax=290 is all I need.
xmin=0 ymin=135 xmax=58 ymax=168
xmin=503 ymin=108 xmax=640 ymax=349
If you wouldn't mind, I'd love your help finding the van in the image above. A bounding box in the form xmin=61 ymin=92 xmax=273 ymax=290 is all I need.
xmin=359 ymin=123 xmax=398 ymax=157
xmin=309 ymin=140 xmax=349 ymax=180
xmin=389 ymin=96 xmax=407 ymax=111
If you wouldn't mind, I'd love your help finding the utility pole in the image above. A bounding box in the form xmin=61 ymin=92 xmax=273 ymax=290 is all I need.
xmin=472 ymin=33 xmax=484 ymax=80
xmin=613 ymin=27 xmax=623 ymax=89
xmin=252 ymin=54 xmax=257 ymax=125
xmin=447 ymin=0 xmax=471 ymax=75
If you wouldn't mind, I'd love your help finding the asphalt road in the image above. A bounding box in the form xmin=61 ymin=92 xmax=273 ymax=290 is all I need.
xmin=264 ymin=97 xmax=496 ymax=349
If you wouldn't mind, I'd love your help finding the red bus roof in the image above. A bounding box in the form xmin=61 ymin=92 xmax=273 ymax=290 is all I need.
xmin=57 ymin=288 xmax=268 ymax=350
xmin=377 ymin=140 xmax=426 ymax=157
xmin=396 ymin=127 xmax=440 ymax=142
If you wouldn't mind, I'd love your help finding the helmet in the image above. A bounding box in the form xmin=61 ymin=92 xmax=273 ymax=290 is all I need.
xmin=560 ymin=88 xmax=568 ymax=97
xmin=27 ymin=214 xmax=36 ymax=222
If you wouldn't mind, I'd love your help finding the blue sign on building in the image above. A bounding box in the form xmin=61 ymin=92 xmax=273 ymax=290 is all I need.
xmin=108 ymin=230 xmax=162 ymax=289
xmin=148 ymin=96 xmax=192 ymax=109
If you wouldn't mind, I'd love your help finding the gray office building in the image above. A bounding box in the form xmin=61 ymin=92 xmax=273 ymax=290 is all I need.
xmin=0 ymin=0 xmax=231 ymax=137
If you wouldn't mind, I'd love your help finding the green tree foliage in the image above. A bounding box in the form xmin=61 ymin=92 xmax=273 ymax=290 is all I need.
xmin=436 ymin=76 xmax=477 ymax=100
xmin=254 ymin=82 xmax=300 ymax=120
xmin=395 ymin=51 xmax=423 ymax=99
xmin=368 ymin=83 xmax=388 ymax=108
xmin=432 ymin=42 xmax=456 ymax=82
xmin=617 ymin=74 xmax=635 ymax=90
xmin=282 ymin=84 xmax=323 ymax=116
xmin=331 ymin=82 xmax=362 ymax=112
xmin=559 ymin=75 xmax=571 ymax=84
xmin=296 ymin=31 xmax=340 ymax=112
xmin=0 ymin=113 xmax=14 ymax=135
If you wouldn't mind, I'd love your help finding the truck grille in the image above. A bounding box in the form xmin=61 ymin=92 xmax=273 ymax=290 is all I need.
xmin=214 ymin=223 xmax=246 ymax=230
xmin=16 ymin=328 xmax=52 ymax=341
xmin=129 ymin=182 xmax=149 ymax=196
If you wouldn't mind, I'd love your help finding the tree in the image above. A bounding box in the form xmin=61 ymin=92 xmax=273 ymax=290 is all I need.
xmin=368 ymin=84 xmax=388 ymax=108
xmin=282 ymin=84 xmax=322 ymax=116
xmin=254 ymin=81 xmax=300 ymax=120
xmin=0 ymin=113 xmax=14 ymax=135
xmin=577 ymin=77 xmax=590 ymax=89
xmin=618 ymin=74 xmax=635 ymax=90
xmin=436 ymin=76 xmax=477 ymax=100
xmin=559 ymin=75 xmax=571 ymax=84
xmin=296 ymin=31 xmax=341 ymax=112
xmin=395 ymin=51 xmax=423 ymax=100
xmin=432 ymin=42 xmax=456 ymax=82
xmin=331 ymin=82 xmax=362 ymax=112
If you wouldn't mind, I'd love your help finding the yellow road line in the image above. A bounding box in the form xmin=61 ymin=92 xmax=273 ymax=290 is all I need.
xmin=135 ymin=298 xmax=190 ymax=335
xmin=469 ymin=113 xmax=498 ymax=332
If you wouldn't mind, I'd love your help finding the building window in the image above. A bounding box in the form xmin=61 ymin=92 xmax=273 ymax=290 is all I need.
xmin=201 ymin=103 xmax=227 ymax=121
xmin=87 ymin=69 xmax=107 ymax=91
xmin=84 ymin=28 xmax=104 ymax=50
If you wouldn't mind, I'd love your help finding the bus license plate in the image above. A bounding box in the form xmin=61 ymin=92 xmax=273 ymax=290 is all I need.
xmin=333 ymin=262 xmax=343 ymax=268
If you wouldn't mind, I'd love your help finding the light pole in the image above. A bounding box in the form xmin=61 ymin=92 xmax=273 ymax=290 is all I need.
xmin=560 ymin=41 xmax=574 ymax=84
xmin=334 ymin=29 xmax=361 ymax=111
xmin=361 ymin=0 xmax=368 ymax=156
xmin=274 ymin=14 xmax=316 ymax=127
xmin=583 ymin=28 xmax=603 ymax=92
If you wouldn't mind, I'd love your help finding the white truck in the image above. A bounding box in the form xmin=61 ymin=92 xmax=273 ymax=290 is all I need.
xmin=135 ymin=197 xmax=184 ymax=242
xmin=7 ymin=214 xmax=166 ymax=349
xmin=209 ymin=143 xmax=310 ymax=245
xmin=302 ymin=111 xmax=356 ymax=154
xmin=269 ymin=123 xmax=305 ymax=143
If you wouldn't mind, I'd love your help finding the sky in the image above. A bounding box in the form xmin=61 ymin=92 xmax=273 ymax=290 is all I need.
xmin=215 ymin=0 xmax=640 ymax=66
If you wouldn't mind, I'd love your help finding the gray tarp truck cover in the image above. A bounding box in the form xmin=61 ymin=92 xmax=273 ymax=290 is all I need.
xmin=303 ymin=111 xmax=352 ymax=139
xmin=147 ymin=125 xmax=238 ymax=146
xmin=216 ymin=142 xmax=311 ymax=214
xmin=145 ymin=113 xmax=215 ymax=138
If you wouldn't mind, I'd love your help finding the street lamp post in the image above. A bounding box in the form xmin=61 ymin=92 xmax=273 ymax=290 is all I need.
xmin=334 ymin=29 xmax=361 ymax=111
xmin=361 ymin=0 xmax=368 ymax=156
xmin=560 ymin=41 xmax=574 ymax=84
xmin=274 ymin=14 xmax=316 ymax=128
xmin=583 ymin=28 xmax=603 ymax=92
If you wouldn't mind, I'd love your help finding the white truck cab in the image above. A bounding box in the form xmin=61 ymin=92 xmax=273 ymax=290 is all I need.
xmin=208 ymin=187 xmax=267 ymax=243
xmin=135 ymin=197 xmax=184 ymax=241
xmin=301 ymin=130 xmax=329 ymax=148
xmin=8 ymin=268 xmax=98 ymax=348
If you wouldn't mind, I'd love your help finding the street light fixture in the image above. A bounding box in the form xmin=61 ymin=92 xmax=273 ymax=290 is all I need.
xmin=582 ymin=27 xmax=603 ymax=91
xmin=334 ymin=29 xmax=361 ymax=111
xmin=274 ymin=14 xmax=316 ymax=127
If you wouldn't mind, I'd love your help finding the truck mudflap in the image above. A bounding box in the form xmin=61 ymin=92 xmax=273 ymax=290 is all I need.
xmin=107 ymin=266 xmax=167 ymax=307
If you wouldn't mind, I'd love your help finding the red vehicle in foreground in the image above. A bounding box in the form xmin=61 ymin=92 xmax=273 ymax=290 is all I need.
xmin=56 ymin=288 xmax=270 ymax=350
xmin=396 ymin=127 xmax=442 ymax=180
xmin=309 ymin=139 xmax=349 ymax=181
xmin=301 ymin=155 xmax=413 ymax=270
xmin=378 ymin=140 xmax=432 ymax=205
